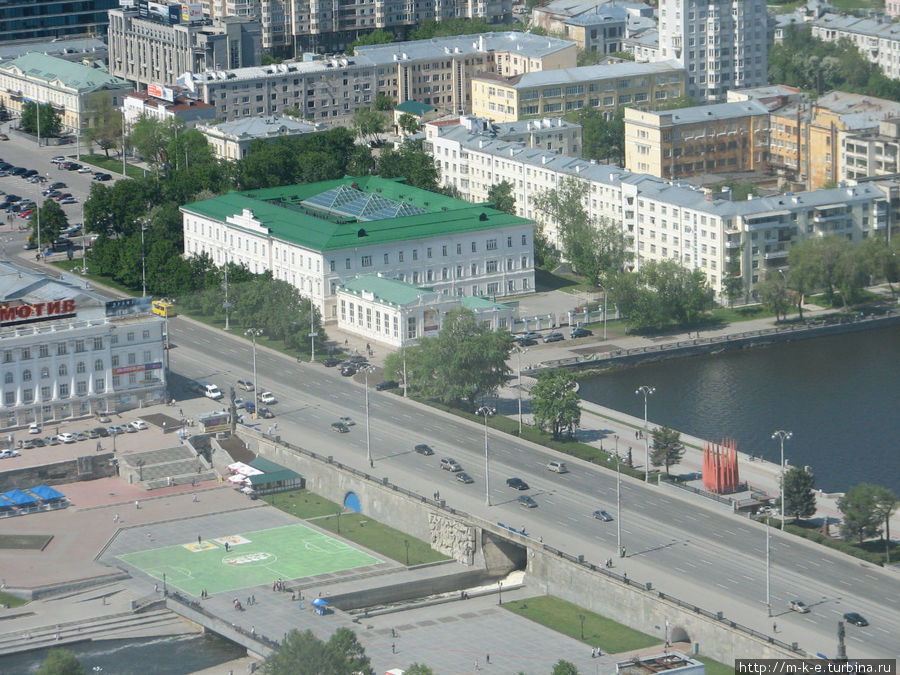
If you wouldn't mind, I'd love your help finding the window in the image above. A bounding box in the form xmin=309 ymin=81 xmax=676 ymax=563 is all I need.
xmin=471 ymin=241 xmax=477 ymax=253
xmin=21 ymin=348 xmax=30 ymax=360
xmin=127 ymin=332 xmax=134 ymax=342
xmin=57 ymin=343 xmax=67 ymax=356
xmin=94 ymin=378 xmax=105 ymax=393
xmin=427 ymin=248 xmax=432 ymax=258
xmin=93 ymin=338 xmax=103 ymax=350
xmin=23 ymin=369 xmax=32 ymax=382
xmin=486 ymin=239 xmax=497 ymax=250
xmin=399 ymin=251 xmax=404 ymax=262
xmin=507 ymin=236 xmax=513 ymax=248
xmin=127 ymin=353 xmax=136 ymax=365
xmin=361 ymin=255 xmax=372 ymax=267
xmin=486 ymin=260 xmax=498 ymax=273
xmin=142 ymin=330 xmax=150 ymax=339
xmin=471 ymin=263 xmax=478 ymax=275
xmin=456 ymin=243 xmax=462 ymax=255
xmin=23 ymin=389 xmax=33 ymax=403
xmin=58 ymin=364 xmax=68 ymax=377
xmin=76 ymin=361 xmax=86 ymax=374
xmin=77 ymin=381 xmax=87 ymax=395
xmin=3 ymin=372 xmax=11 ymax=384
xmin=59 ymin=383 xmax=69 ymax=398
xmin=442 ymin=245 xmax=448 ymax=256
xmin=111 ymin=355 xmax=119 ymax=368
xmin=522 ymin=234 xmax=527 ymax=245
xmin=95 ymin=359 xmax=103 ymax=371
xmin=412 ymin=249 xmax=418 ymax=261
xmin=345 ymin=258 xmax=351 ymax=270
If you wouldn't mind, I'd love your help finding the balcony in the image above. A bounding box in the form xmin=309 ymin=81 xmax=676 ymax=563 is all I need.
xmin=763 ymin=250 xmax=789 ymax=260
xmin=726 ymin=240 xmax=741 ymax=249
xmin=813 ymin=211 xmax=846 ymax=223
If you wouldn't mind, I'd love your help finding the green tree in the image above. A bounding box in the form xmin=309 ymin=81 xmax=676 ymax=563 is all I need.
xmin=532 ymin=222 xmax=559 ymax=269
xmin=32 ymin=199 xmax=69 ymax=248
xmin=487 ymin=180 xmax=516 ymax=215
xmin=838 ymin=484 xmax=882 ymax=544
xmin=327 ymin=627 xmax=374 ymax=675
xmin=552 ymin=660 xmax=580 ymax=675
xmin=569 ymin=108 xmax=624 ymax=163
xmin=262 ymin=629 xmax=343 ymax=675
xmin=346 ymin=28 xmax=394 ymax=55
xmin=37 ymin=649 xmax=84 ymax=675
xmin=756 ymin=273 xmax=791 ymax=321
xmin=377 ymin=141 xmax=440 ymax=191
xmin=404 ymin=665 xmax=435 ymax=675
xmin=530 ymin=370 xmax=581 ymax=440
xmin=397 ymin=112 xmax=420 ymax=136
xmin=783 ymin=467 xmax=817 ymax=522
xmin=786 ymin=239 xmax=822 ymax=320
xmin=722 ymin=260 xmax=744 ymax=308
xmin=374 ymin=92 xmax=396 ymax=111
xmin=130 ymin=116 xmax=178 ymax=171
xmin=383 ymin=308 xmax=512 ymax=407
xmin=352 ymin=107 xmax=385 ymax=144
xmin=21 ymin=101 xmax=62 ymax=138
xmin=650 ymin=426 xmax=684 ymax=475
xmin=654 ymin=95 xmax=702 ymax=111
xmin=871 ymin=486 xmax=897 ymax=563
xmin=84 ymin=91 xmax=122 ymax=159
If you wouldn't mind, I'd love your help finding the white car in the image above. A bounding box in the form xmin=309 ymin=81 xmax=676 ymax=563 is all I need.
xmin=77 ymin=166 xmax=92 ymax=174
xmin=0 ymin=449 xmax=21 ymax=459
xmin=258 ymin=391 xmax=276 ymax=404
xmin=28 ymin=423 xmax=41 ymax=434
xmin=130 ymin=420 xmax=148 ymax=430
xmin=57 ymin=432 xmax=76 ymax=444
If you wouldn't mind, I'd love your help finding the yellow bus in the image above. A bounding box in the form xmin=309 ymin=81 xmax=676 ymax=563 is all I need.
xmin=152 ymin=299 xmax=177 ymax=318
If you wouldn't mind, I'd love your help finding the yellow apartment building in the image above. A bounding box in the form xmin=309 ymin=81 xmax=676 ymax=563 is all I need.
xmin=624 ymin=100 xmax=770 ymax=179
xmin=471 ymin=60 xmax=684 ymax=123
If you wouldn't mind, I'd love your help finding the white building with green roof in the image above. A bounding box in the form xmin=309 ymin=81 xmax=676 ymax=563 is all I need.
xmin=181 ymin=176 xmax=536 ymax=322
xmin=337 ymin=274 xmax=516 ymax=347
xmin=0 ymin=52 xmax=133 ymax=135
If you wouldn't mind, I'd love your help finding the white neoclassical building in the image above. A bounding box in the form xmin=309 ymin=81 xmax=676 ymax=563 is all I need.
xmin=181 ymin=176 xmax=536 ymax=321
xmin=0 ymin=262 xmax=166 ymax=430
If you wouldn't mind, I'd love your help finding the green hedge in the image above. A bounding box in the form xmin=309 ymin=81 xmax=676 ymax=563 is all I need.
xmin=783 ymin=521 xmax=897 ymax=566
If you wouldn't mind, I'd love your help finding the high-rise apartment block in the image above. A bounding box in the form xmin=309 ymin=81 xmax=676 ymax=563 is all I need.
xmin=657 ymin=0 xmax=768 ymax=102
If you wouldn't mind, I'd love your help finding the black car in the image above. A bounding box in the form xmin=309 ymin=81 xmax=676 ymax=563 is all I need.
xmin=414 ymin=443 xmax=434 ymax=456
xmin=570 ymin=327 xmax=593 ymax=338
xmin=5 ymin=194 xmax=20 ymax=202
xmin=22 ymin=169 xmax=38 ymax=178
xmin=543 ymin=332 xmax=565 ymax=343
xmin=518 ymin=495 xmax=538 ymax=508
xmin=322 ymin=357 xmax=341 ymax=367
xmin=65 ymin=162 xmax=82 ymax=171
xmin=348 ymin=355 xmax=368 ymax=364
xmin=456 ymin=472 xmax=474 ymax=484
xmin=516 ymin=337 xmax=538 ymax=346
xmin=375 ymin=380 xmax=398 ymax=391
xmin=330 ymin=422 xmax=350 ymax=433
xmin=93 ymin=172 xmax=112 ymax=181
xmin=31 ymin=437 xmax=46 ymax=447
xmin=9 ymin=167 xmax=26 ymax=176
xmin=94 ymin=427 xmax=110 ymax=437
xmin=340 ymin=366 xmax=357 ymax=377
xmin=843 ymin=612 xmax=868 ymax=627
xmin=258 ymin=407 xmax=275 ymax=419
xmin=506 ymin=477 xmax=530 ymax=490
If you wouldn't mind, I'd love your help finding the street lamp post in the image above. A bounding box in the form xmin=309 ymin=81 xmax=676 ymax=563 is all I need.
xmin=477 ymin=406 xmax=494 ymax=506
xmin=308 ymin=304 xmax=318 ymax=363
xmin=771 ymin=430 xmax=792 ymax=531
xmin=140 ymin=222 xmax=147 ymax=297
xmin=579 ymin=614 xmax=585 ymax=640
xmin=514 ymin=346 xmax=528 ymax=435
xmin=223 ymin=257 xmax=231 ymax=331
xmin=635 ymin=385 xmax=655 ymax=482
xmin=363 ymin=365 xmax=374 ymax=468
xmin=245 ymin=329 xmax=262 ymax=419
xmin=608 ymin=454 xmax=622 ymax=555
xmin=404 ymin=539 xmax=409 ymax=566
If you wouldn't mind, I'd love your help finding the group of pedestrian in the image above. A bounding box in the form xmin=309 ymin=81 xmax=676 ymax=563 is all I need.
xmin=591 ymin=647 xmax=603 ymax=658
xmin=200 ymin=589 xmax=209 ymax=599
xmin=273 ymin=578 xmax=286 ymax=592
xmin=635 ymin=429 xmax=644 ymax=439
xmin=246 ymin=594 xmax=256 ymax=606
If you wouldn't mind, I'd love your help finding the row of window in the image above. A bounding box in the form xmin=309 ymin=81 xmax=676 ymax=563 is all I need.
xmin=1 ymin=332 xmax=153 ymax=364
xmin=332 ymin=236 xmax=530 ymax=271
xmin=2 ymin=369 xmax=161 ymax=407
xmin=3 ymin=351 xmax=152 ymax=384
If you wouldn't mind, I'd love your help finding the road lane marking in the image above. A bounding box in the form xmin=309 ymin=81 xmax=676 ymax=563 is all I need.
xmin=674 ymin=567 xmax=687 ymax=574
xmin=716 ymin=583 xmax=728 ymax=590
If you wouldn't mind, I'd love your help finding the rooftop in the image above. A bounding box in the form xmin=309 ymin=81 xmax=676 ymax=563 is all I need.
xmin=341 ymin=275 xmax=437 ymax=306
xmin=0 ymin=36 xmax=107 ymax=62
xmin=812 ymin=12 xmax=900 ymax=40
xmin=479 ymin=59 xmax=682 ymax=89
xmin=0 ymin=260 xmax=107 ymax=305
xmin=813 ymin=90 xmax=900 ymax=128
xmin=181 ymin=176 xmax=532 ymax=251
xmin=0 ymin=52 xmax=131 ymax=93
xmin=630 ymin=99 xmax=770 ymax=125
xmin=354 ymin=32 xmax=576 ymax=64
xmin=395 ymin=100 xmax=437 ymax=116
xmin=198 ymin=116 xmax=320 ymax=139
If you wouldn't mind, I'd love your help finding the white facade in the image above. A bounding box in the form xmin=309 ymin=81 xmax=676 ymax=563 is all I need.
xmin=196 ymin=116 xmax=322 ymax=160
xmin=0 ymin=263 xmax=166 ymax=430
xmin=657 ymin=0 xmax=768 ymax=102
xmin=810 ymin=13 xmax=900 ymax=81
xmin=425 ymin=119 xmax=895 ymax=301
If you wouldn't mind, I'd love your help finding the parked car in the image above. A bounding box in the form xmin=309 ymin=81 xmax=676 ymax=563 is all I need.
xmin=57 ymin=432 xmax=76 ymax=443
xmin=340 ymin=365 xmax=357 ymax=377
xmin=31 ymin=437 xmax=46 ymax=447
xmin=456 ymin=472 xmax=474 ymax=484
xmin=98 ymin=415 xmax=111 ymax=423
xmin=94 ymin=427 xmax=109 ymax=437
xmin=543 ymin=332 xmax=565 ymax=343
xmin=516 ymin=331 xmax=541 ymax=342
xmin=60 ymin=197 xmax=77 ymax=205
xmin=22 ymin=169 xmax=38 ymax=178
xmin=124 ymin=424 xmax=137 ymax=433
xmin=49 ymin=182 xmax=66 ymax=189
xmin=64 ymin=163 xmax=82 ymax=171
xmin=375 ymin=380 xmax=398 ymax=391
xmin=87 ymin=428 xmax=100 ymax=439
xmin=570 ymin=327 xmax=593 ymax=338
xmin=242 ymin=401 xmax=256 ymax=415
xmin=9 ymin=167 xmax=26 ymax=175
xmin=516 ymin=337 xmax=538 ymax=346
xmin=347 ymin=355 xmax=368 ymax=364
xmin=440 ymin=457 xmax=462 ymax=472
xmin=55 ymin=193 xmax=73 ymax=202
xmin=93 ymin=172 xmax=112 ymax=181
xmin=107 ymin=425 xmax=125 ymax=435
xmin=236 ymin=379 xmax=255 ymax=391
xmin=51 ymin=156 xmax=67 ymax=164
xmin=593 ymin=509 xmax=614 ymax=522
xmin=0 ymin=133 xmax=8 ymax=141
xmin=28 ymin=423 xmax=41 ymax=434
xmin=843 ymin=612 xmax=868 ymax=627
xmin=77 ymin=166 xmax=92 ymax=174
xmin=75 ymin=431 xmax=88 ymax=441
xmin=414 ymin=443 xmax=434 ymax=456
xmin=330 ymin=422 xmax=350 ymax=433
xmin=506 ymin=477 xmax=530 ymax=490
xmin=44 ymin=190 xmax=61 ymax=198
xmin=789 ymin=600 xmax=809 ymax=613
xmin=0 ymin=449 xmax=21 ymax=459
xmin=518 ymin=495 xmax=538 ymax=508
xmin=322 ymin=356 xmax=341 ymax=367
xmin=258 ymin=391 xmax=276 ymax=404
xmin=47 ymin=436 xmax=60 ymax=446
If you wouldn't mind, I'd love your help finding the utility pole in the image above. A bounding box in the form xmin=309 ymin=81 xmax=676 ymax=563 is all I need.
xmin=223 ymin=257 xmax=230 ymax=330
xmin=308 ymin=302 xmax=318 ymax=362
xmin=766 ymin=523 xmax=771 ymax=617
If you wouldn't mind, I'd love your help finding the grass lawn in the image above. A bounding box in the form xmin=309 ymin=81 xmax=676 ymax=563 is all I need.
xmin=534 ymin=268 xmax=582 ymax=292
xmin=0 ymin=591 xmax=27 ymax=608
xmin=696 ymin=655 xmax=735 ymax=675
xmin=79 ymin=153 xmax=145 ymax=180
xmin=264 ymin=489 xmax=447 ymax=566
xmin=504 ymin=595 xmax=659 ymax=654
xmin=709 ymin=304 xmax=774 ymax=324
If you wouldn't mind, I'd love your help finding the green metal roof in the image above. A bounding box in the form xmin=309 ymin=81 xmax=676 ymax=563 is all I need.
xmin=248 ymin=469 xmax=302 ymax=486
xmin=341 ymin=274 xmax=435 ymax=306
xmin=461 ymin=296 xmax=506 ymax=310
xmin=181 ymin=176 xmax=531 ymax=251
xmin=0 ymin=52 xmax=131 ymax=93
xmin=395 ymin=100 xmax=437 ymax=116
xmin=248 ymin=456 xmax=289 ymax=473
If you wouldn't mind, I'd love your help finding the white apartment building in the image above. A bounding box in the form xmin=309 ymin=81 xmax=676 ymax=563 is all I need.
xmin=178 ymin=32 xmax=576 ymax=122
xmin=444 ymin=114 xmax=584 ymax=157
xmin=657 ymin=0 xmax=768 ymax=102
xmin=810 ymin=13 xmax=900 ymax=81
xmin=180 ymin=176 xmax=536 ymax=320
xmin=196 ymin=116 xmax=322 ymax=160
xmin=0 ymin=262 xmax=167 ymax=430
xmin=425 ymin=119 xmax=895 ymax=302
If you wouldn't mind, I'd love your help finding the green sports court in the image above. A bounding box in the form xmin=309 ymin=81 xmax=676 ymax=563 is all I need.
xmin=117 ymin=523 xmax=382 ymax=597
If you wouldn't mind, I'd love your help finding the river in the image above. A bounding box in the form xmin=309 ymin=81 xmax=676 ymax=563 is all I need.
xmin=577 ymin=324 xmax=900 ymax=494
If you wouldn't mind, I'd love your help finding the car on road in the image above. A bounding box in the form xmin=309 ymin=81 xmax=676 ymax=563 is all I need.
xmin=518 ymin=495 xmax=538 ymax=508
xmin=547 ymin=461 xmax=568 ymax=473
xmin=375 ymin=380 xmax=398 ymax=391
xmin=843 ymin=612 xmax=868 ymax=626
xmin=203 ymin=383 xmax=223 ymax=400
xmin=414 ymin=443 xmax=434 ymax=456
xmin=593 ymin=509 xmax=613 ymax=522
xmin=330 ymin=422 xmax=350 ymax=433
xmin=57 ymin=432 xmax=76 ymax=443
xmin=788 ymin=600 xmax=809 ymax=613
xmin=570 ymin=327 xmax=593 ymax=339
xmin=506 ymin=477 xmax=530 ymax=490
xmin=242 ymin=401 xmax=256 ymax=415
xmin=257 ymin=407 xmax=275 ymax=419
xmin=338 ymin=416 xmax=355 ymax=426
xmin=543 ymin=332 xmax=565 ymax=343
xmin=0 ymin=133 xmax=8 ymax=141
xmin=60 ymin=197 xmax=77 ymax=204
xmin=440 ymin=457 xmax=462 ymax=472
xmin=258 ymin=391 xmax=276 ymax=404
xmin=456 ymin=472 xmax=474 ymax=484
xmin=28 ymin=423 xmax=41 ymax=434
xmin=322 ymin=356 xmax=341 ymax=367
xmin=236 ymin=379 xmax=255 ymax=391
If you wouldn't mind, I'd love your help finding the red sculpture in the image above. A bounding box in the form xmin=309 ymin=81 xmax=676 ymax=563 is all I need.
xmin=703 ymin=438 xmax=740 ymax=494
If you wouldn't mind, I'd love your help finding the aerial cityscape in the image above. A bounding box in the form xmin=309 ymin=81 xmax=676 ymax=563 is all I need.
xmin=0 ymin=0 xmax=898 ymax=673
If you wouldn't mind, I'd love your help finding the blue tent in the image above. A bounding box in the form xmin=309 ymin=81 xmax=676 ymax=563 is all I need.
xmin=2 ymin=489 xmax=38 ymax=506
xmin=0 ymin=495 xmax=14 ymax=509
xmin=28 ymin=485 xmax=65 ymax=501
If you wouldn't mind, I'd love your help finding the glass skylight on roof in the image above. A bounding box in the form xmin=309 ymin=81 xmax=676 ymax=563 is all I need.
xmin=301 ymin=184 xmax=427 ymax=221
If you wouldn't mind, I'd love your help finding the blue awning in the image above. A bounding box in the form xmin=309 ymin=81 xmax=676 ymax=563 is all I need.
xmin=28 ymin=484 xmax=65 ymax=501
xmin=3 ymin=489 xmax=38 ymax=505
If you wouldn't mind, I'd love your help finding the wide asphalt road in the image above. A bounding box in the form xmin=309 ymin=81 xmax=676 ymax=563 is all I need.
xmin=166 ymin=316 xmax=900 ymax=660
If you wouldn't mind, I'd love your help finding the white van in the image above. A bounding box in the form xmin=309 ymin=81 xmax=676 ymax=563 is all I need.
xmin=203 ymin=383 xmax=223 ymax=400
xmin=547 ymin=460 xmax=569 ymax=473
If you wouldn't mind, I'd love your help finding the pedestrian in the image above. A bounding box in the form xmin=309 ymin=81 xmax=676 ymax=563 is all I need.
xmin=192 ymin=493 xmax=198 ymax=503
xmin=135 ymin=500 xmax=140 ymax=509
xmin=113 ymin=513 xmax=120 ymax=523
xmin=474 ymin=659 xmax=479 ymax=671
xmin=225 ymin=542 xmax=230 ymax=552
xmin=247 ymin=596 xmax=251 ymax=607
xmin=623 ymin=572 xmax=627 ymax=582
xmin=96 ymin=440 xmax=102 ymax=452
xmin=155 ymin=583 xmax=159 ymax=593
xmin=251 ymin=625 xmax=255 ymax=636
xmin=179 ymin=408 xmax=183 ymax=417
xmin=591 ymin=648 xmax=596 ymax=658
xmin=486 ymin=654 xmax=490 ymax=664
xmin=273 ymin=580 xmax=277 ymax=591
xmin=251 ymin=594 xmax=255 ymax=605
xmin=391 ymin=642 xmax=396 ymax=654
xmin=198 ymin=535 xmax=202 ymax=545
xmin=773 ymin=622 xmax=777 ymax=633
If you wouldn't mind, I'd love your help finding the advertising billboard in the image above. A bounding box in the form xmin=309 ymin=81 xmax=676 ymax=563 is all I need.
xmin=105 ymin=297 xmax=153 ymax=317
xmin=147 ymin=84 xmax=175 ymax=102
xmin=181 ymin=3 xmax=203 ymax=22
